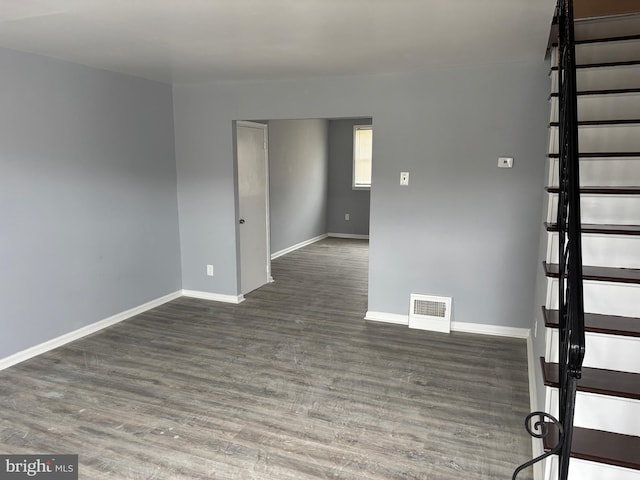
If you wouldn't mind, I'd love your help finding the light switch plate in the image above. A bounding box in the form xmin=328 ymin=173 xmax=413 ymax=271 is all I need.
xmin=400 ymin=172 xmax=409 ymax=186
xmin=498 ymin=157 xmax=514 ymax=168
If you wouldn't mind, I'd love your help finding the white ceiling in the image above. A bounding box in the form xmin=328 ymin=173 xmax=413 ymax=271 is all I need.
xmin=0 ymin=0 xmax=556 ymax=84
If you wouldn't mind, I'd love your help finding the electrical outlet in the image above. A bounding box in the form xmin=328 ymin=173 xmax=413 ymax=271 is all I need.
xmin=400 ymin=172 xmax=409 ymax=186
xmin=206 ymin=264 xmax=214 ymax=276
xmin=345 ymin=213 xmax=350 ymax=221
xmin=498 ymin=157 xmax=514 ymax=168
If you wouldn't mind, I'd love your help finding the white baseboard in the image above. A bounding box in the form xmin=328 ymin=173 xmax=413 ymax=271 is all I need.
xmin=0 ymin=290 xmax=182 ymax=371
xmin=181 ymin=289 xmax=245 ymax=304
xmin=364 ymin=311 xmax=530 ymax=339
xmin=451 ymin=321 xmax=530 ymax=339
xmin=409 ymin=316 xmax=451 ymax=333
xmin=271 ymin=234 xmax=328 ymax=260
xmin=364 ymin=311 xmax=409 ymax=325
xmin=271 ymin=233 xmax=368 ymax=261
xmin=327 ymin=233 xmax=369 ymax=240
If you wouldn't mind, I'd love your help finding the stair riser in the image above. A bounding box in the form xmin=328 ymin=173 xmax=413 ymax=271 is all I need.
xmin=547 ymin=278 xmax=640 ymax=318
xmin=548 ymin=193 xmax=640 ymax=225
xmin=551 ymin=65 xmax=640 ymax=92
xmin=546 ymin=388 xmax=640 ymax=436
xmin=547 ymin=233 xmax=640 ymax=268
xmin=550 ymin=94 xmax=640 ymax=122
xmin=545 ymin=456 xmax=640 ymax=480
xmin=552 ymin=40 xmax=640 ymax=65
xmin=549 ymin=125 xmax=640 ymax=153
xmin=546 ymin=328 xmax=640 ymax=373
xmin=549 ymin=158 xmax=640 ymax=187
xmin=575 ymin=15 xmax=640 ymax=42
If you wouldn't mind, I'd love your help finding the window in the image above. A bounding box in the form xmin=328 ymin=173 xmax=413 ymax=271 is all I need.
xmin=353 ymin=125 xmax=373 ymax=189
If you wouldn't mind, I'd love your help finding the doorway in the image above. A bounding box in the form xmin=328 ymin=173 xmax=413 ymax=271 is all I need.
xmin=235 ymin=117 xmax=372 ymax=297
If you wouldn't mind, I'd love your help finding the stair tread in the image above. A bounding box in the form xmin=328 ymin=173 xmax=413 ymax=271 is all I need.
xmin=550 ymin=87 xmax=640 ymax=98
xmin=545 ymin=222 xmax=640 ymax=235
xmin=540 ymin=357 xmax=640 ymax=400
xmin=551 ymin=34 xmax=640 ymax=48
xmin=577 ymin=34 xmax=640 ymax=45
xmin=549 ymin=119 xmax=640 ymax=127
xmin=543 ymin=424 xmax=640 ymax=470
xmin=549 ymin=152 xmax=640 ymax=158
xmin=543 ymin=262 xmax=640 ymax=284
xmin=551 ymin=60 xmax=640 ymax=72
xmin=542 ymin=307 xmax=640 ymax=338
xmin=546 ymin=186 xmax=640 ymax=194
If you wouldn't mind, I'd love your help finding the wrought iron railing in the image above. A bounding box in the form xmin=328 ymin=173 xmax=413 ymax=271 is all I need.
xmin=513 ymin=0 xmax=585 ymax=478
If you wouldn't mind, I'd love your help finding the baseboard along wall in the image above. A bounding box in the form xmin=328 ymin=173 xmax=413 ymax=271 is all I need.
xmin=327 ymin=233 xmax=370 ymax=240
xmin=364 ymin=311 xmax=409 ymax=325
xmin=0 ymin=290 xmax=182 ymax=371
xmin=364 ymin=311 xmax=530 ymax=338
xmin=271 ymin=234 xmax=328 ymax=260
xmin=270 ymin=232 xmax=369 ymax=260
xmin=181 ymin=289 xmax=245 ymax=304
xmin=0 ymin=289 xmax=248 ymax=371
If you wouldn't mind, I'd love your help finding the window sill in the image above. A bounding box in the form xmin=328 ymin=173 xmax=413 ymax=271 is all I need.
xmin=352 ymin=185 xmax=371 ymax=191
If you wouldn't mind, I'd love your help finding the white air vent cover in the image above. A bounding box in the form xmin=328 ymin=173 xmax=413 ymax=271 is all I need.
xmin=408 ymin=294 xmax=452 ymax=333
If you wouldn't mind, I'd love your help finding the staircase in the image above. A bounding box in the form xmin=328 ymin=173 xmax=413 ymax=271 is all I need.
xmin=540 ymin=12 xmax=640 ymax=480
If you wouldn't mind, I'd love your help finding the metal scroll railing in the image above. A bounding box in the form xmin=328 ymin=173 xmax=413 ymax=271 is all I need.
xmin=513 ymin=0 xmax=585 ymax=478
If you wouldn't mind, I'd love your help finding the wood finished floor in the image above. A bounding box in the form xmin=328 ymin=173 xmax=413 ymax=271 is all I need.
xmin=0 ymin=238 xmax=532 ymax=479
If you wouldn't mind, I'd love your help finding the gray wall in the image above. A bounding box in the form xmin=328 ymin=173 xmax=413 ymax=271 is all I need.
xmin=267 ymin=119 xmax=329 ymax=254
xmin=0 ymin=48 xmax=182 ymax=359
xmin=173 ymin=60 xmax=548 ymax=328
xmin=327 ymin=118 xmax=372 ymax=236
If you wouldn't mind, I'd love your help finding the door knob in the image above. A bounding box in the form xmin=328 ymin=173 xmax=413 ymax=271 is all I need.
xmin=239 ymin=218 xmax=245 ymax=224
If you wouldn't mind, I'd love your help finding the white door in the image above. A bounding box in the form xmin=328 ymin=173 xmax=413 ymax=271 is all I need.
xmin=236 ymin=121 xmax=271 ymax=295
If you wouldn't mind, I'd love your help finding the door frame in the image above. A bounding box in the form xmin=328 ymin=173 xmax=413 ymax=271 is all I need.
xmin=234 ymin=120 xmax=272 ymax=296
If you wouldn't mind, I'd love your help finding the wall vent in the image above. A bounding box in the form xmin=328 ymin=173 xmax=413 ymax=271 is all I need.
xmin=408 ymin=294 xmax=452 ymax=333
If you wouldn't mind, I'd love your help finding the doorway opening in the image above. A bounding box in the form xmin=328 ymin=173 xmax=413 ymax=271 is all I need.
xmin=234 ymin=117 xmax=373 ymax=299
